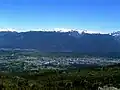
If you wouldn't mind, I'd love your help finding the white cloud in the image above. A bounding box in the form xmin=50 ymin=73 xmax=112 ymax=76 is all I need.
xmin=53 ymin=28 xmax=108 ymax=34
xmin=85 ymin=30 xmax=104 ymax=34
xmin=0 ymin=28 xmax=16 ymax=32
xmin=0 ymin=27 xmax=110 ymax=34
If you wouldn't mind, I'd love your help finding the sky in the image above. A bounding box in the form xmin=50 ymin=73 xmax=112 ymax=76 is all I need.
xmin=0 ymin=0 xmax=120 ymax=33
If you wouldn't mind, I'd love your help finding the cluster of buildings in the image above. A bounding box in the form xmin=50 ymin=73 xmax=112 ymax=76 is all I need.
xmin=0 ymin=55 xmax=119 ymax=72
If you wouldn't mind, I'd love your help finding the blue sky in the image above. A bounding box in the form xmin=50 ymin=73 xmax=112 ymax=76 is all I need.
xmin=0 ymin=0 xmax=120 ymax=33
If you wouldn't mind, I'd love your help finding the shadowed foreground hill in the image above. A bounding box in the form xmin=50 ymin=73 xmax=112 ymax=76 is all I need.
xmin=1 ymin=64 xmax=120 ymax=90
xmin=0 ymin=31 xmax=120 ymax=53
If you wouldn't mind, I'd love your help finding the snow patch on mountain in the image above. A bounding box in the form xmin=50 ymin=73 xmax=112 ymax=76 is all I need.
xmin=111 ymin=31 xmax=120 ymax=37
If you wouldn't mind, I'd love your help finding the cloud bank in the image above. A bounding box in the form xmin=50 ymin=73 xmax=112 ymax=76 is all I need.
xmin=0 ymin=28 xmax=109 ymax=34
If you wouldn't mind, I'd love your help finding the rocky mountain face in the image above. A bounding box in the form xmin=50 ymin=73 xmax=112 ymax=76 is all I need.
xmin=0 ymin=31 xmax=120 ymax=53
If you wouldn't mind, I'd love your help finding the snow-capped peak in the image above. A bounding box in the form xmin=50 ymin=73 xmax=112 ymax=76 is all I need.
xmin=111 ymin=31 xmax=120 ymax=37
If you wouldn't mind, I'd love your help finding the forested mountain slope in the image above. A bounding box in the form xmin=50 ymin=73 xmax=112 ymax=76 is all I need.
xmin=0 ymin=31 xmax=120 ymax=53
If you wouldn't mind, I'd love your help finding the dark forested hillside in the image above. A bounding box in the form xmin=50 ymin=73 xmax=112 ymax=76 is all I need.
xmin=0 ymin=31 xmax=120 ymax=53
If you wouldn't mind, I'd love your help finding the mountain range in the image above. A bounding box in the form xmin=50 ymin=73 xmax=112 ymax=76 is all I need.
xmin=0 ymin=30 xmax=120 ymax=54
